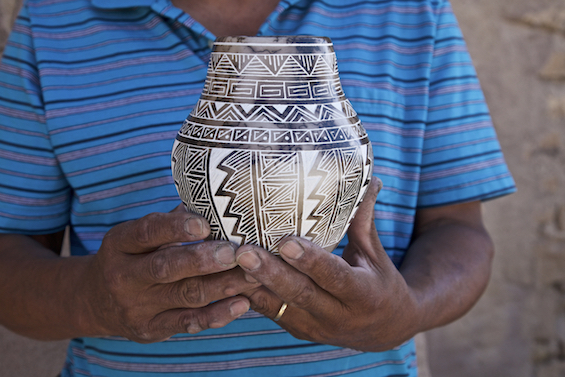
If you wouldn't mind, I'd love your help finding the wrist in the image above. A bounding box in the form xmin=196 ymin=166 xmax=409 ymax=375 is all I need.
xmin=70 ymin=255 xmax=114 ymax=338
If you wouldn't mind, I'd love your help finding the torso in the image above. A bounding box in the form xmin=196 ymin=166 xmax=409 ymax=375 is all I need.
xmin=2 ymin=1 xmax=515 ymax=374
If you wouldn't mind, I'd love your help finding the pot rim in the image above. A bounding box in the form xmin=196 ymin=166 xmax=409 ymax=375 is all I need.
xmin=214 ymin=35 xmax=333 ymax=46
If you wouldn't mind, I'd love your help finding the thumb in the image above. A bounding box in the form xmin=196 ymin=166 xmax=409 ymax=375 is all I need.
xmin=344 ymin=177 xmax=387 ymax=266
xmin=348 ymin=177 xmax=382 ymax=239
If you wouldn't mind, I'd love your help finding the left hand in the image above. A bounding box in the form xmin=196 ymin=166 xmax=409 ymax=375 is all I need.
xmin=235 ymin=178 xmax=421 ymax=352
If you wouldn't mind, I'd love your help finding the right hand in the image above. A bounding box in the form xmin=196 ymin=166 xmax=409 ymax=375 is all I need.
xmin=81 ymin=206 xmax=259 ymax=343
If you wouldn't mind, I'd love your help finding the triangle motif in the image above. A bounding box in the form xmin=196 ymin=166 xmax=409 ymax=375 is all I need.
xmin=292 ymin=130 xmax=312 ymax=143
xmin=342 ymin=101 xmax=357 ymax=117
xmin=255 ymin=55 xmax=290 ymax=76
xmin=209 ymin=54 xmax=223 ymax=72
xmin=248 ymin=107 xmax=280 ymax=122
xmin=272 ymin=130 xmax=292 ymax=143
xmin=240 ymin=56 xmax=274 ymax=76
xmin=217 ymin=106 xmax=245 ymax=121
xmin=216 ymin=128 xmax=232 ymax=141
xmin=320 ymin=104 xmax=342 ymax=120
xmin=190 ymin=125 xmax=204 ymax=138
xmin=311 ymin=129 xmax=331 ymax=143
xmin=294 ymin=55 xmax=319 ymax=75
xmin=233 ymin=129 xmax=250 ymax=142
xmin=286 ymin=107 xmax=318 ymax=122
xmin=279 ymin=56 xmax=309 ymax=75
xmin=226 ymin=54 xmax=255 ymax=73
xmin=313 ymin=53 xmax=335 ymax=75
xmin=215 ymin=54 xmax=238 ymax=74
xmin=329 ymin=128 xmax=346 ymax=141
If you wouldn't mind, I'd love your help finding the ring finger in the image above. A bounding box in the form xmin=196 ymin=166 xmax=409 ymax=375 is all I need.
xmin=151 ymin=267 xmax=259 ymax=310
xmin=236 ymin=245 xmax=336 ymax=318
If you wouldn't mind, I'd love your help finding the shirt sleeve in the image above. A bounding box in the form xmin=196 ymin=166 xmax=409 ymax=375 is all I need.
xmin=0 ymin=4 xmax=71 ymax=234
xmin=416 ymin=0 xmax=516 ymax=208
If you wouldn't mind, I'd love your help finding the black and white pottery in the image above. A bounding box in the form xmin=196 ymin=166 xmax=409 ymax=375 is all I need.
xmin=171 ymin=36 xmax=373 ymax=253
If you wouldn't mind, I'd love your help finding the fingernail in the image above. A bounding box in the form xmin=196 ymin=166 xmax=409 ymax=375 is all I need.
xmin=214 ymin=243 xmax=236 ymax=266
xmin=279 ymin=240 xmax=304 ymax=260
xmin=230 ymin=300 xmax=250 ymax=317
xmin=185 ymin=217 xmax=204 ymax=236
xmin=237 ymin=249 xmax=262 ymax=271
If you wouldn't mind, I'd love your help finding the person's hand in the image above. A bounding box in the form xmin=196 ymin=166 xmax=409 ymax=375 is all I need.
xmin=235 ymin=179 xmax=421 ymax=352
xmin=81 ymin=206 xmax=260 ymax=343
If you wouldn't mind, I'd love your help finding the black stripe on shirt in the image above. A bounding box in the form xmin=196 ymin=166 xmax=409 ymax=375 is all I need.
xmin=30 ymin=11 xmax=152 ymax=29
xmin=44 ymin=80 xmax=203 ymax=106
xmin=37 ymin=40 xmax=187 ymax=66
xmin=421 ymin=149 xmax=500 ymax=169
xmin=55 ymin=122 xmax=178 ymax=149
xmin=75 ymin=167 xmax=171 ymax=191
xmin=82 ymin=342 xmax=323 ymax=358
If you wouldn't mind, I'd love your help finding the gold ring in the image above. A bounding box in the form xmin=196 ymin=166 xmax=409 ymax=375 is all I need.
xmin=273 ymin=302 xmax=288 ymax=322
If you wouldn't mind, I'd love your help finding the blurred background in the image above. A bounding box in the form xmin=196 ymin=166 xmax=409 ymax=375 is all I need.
xmin=1 ymin=0 xmax=564 ymax=376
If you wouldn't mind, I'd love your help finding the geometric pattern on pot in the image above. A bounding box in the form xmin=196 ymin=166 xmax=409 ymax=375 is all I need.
xmin=191 ymin=100 xmax=357 ymax=123
xmin=190 ymin=100 xmax=356 ymax=123
xmin=171 ymin=141 xmax=373 ymax=253
xmin=202 ymin=78 xmax=345 ymax=102
xmin=208 ymin=52 xmax=338 ymax=78
xmin=172 ymin=36 xmax=374 ymax=254
xmin=177 ymin=120 xmax=368 ymax=149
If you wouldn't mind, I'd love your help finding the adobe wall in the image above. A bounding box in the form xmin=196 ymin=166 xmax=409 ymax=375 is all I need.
xmin=426 ymin=1 xmax=565 ymax=376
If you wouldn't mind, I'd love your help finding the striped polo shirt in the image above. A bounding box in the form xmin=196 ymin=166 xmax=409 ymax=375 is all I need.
xmin=0 ymin=0 xmax=515 ymax=376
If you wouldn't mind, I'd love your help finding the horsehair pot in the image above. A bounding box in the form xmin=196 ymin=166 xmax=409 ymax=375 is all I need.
xmin=171 ymin=35 xmax=373 ymax=254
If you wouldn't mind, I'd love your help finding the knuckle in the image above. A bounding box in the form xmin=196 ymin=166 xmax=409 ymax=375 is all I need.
xmin=148 ymin=253 xmax=170 ymax=281
xmin=179 ymin=311 xmax=207 ymax=334
xmin=290 ymin=325 xmax=317 ymax=342
xmin=180 ymin=279 xmax=207 ymax=307
xmin=325 ymin=265 xmax=352 ymax=290
xmin=289 ymin=284 xmax=316 ymax=308
xmin=188 ymin=243 xmax=209 ymax=273
xmin=248 ymin=290 xmax=271 ymax=314
xmin=129 ymin=324 xmax=156 ymax=344
xmin=135 ymin=213 xmax=161 ymax=245
xmin=134 ymin=334 xmax=154 ymax=344
xmin=310 ymin=326 xmax=334 ymax=344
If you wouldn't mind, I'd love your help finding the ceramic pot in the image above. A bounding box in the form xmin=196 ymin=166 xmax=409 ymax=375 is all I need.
xmin=171 ymin=36 xmax=373 ymax=253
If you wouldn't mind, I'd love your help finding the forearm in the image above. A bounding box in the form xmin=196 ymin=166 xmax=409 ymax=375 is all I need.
xmin=400 ymin=218 xmax=494 ymax=333
xmin=0 ymin=234 xmax=98 ymax=340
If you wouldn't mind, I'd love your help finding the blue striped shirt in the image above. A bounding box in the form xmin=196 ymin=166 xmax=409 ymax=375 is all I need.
xmin=0 ymin=0 xmax=516 ymax=375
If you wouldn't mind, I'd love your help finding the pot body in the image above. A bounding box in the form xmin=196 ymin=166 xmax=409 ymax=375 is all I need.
xmin=172 ymin=36 xmax=373 ymax=253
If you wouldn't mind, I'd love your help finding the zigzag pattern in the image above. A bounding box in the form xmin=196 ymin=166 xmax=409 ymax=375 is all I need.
xmin=171 ymin=143 xmax=228 ymax=241
xmin=305 ymin=147 xmax=365 ymax=248
xmin=172 ymin=143 xmax=372 ymax=253
xmin=254 ymin=152 xmax=301 ymax=252
xmin=215 ymin=150 xmax=260 ymax=246
xmin=192 ymin=101 xmax=354 ymax=123
xmin=209 ymin=53 xmax=338 ymax=77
